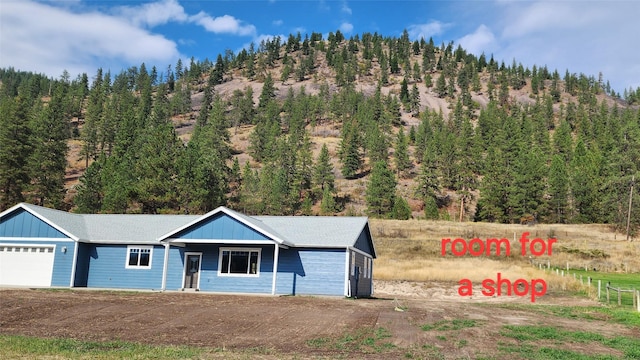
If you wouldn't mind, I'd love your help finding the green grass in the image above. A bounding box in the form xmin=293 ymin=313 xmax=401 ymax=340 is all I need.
xmin=420 ymin=318 xmax=481 ymax=331
xmin=569 ymin=270 xmax=640 ymax=307
xmin=306 ymin=326 xmax=396 ymax=354
xmin=486 ymin=303 xmax=640 ymax=329
xmin=570 ymin=270 xmax=640 ymax=288
xmin=0 ymin=335 xmax=204 ymax=359
xmin=499 ymin=325 xmax=640 ymax=359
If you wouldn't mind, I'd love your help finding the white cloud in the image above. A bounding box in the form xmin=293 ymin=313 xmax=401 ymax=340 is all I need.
xmin=189 ymin=12 xmax=256 ymax=36
xmin=114 ymin=0 xmax=188 ymax=28
xmin=342 ymin=1 xmax=352 ymax=15
xmin=273 ymin=19 xmax=283 ymax=26
xmin=0 ymin=0 xmax=180 ymax=77
xmin=407 ymin=21 xmax=449 ymax=41
xmin=340 ymin=22 xmax=354 ymax=34
xmin=457 ymin=25 xmax=497 ymax=56
xmin=490 ymin=1 xmax=640 ymax=91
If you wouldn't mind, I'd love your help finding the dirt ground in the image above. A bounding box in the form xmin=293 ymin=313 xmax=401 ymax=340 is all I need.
xmin=1 ymin=281 xmax=638 ymax=359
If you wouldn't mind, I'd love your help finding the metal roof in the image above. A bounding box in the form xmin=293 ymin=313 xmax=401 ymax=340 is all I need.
xmin=5 ymin=204 xmax=372 ymax=251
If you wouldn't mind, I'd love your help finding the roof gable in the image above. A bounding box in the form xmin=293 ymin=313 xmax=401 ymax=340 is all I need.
xmin=353 ymin=223 xmax=376 ymax=258
xmin=159 ymin=207 xmax=288 ymax=245
xmin=0 ymin=204 xmax=74 ymax=239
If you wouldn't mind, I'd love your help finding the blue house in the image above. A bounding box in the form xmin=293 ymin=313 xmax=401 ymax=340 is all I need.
xmin=0 ymin=203 xmax=376 ymax=297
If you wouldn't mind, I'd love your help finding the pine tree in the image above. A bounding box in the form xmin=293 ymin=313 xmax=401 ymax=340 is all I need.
xmin=320 ymin=186 xmax=336 ymax=215
xmin=391 ymin=196 xmax=412 ymax=220
xmin=548 ymin=155 xmax=569 ymax=223
xmin=340 ymin=127 xmax=363 ymax=179
xmin=366 ymin=161 xmax=397 ymax=217
xmin=394 ymin=127 xmax=411 ymax=176
xmin=29 ymin=81 xmax=70 ymax=208
xmin=313 ymin=144 xmax=335 ymax=193
xmin=258 ymin=73 xmax=276 ymax=109
xmin=0 ymin=95 xmax=32 ymax=209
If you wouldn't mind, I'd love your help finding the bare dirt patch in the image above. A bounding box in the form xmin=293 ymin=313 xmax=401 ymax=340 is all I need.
xmin=1 ymin=282 xmax=637 ymax=359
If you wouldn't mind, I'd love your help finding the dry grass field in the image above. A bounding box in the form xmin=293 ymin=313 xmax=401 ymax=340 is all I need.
xmin=370 ymin=219 xmax=640 ymax=292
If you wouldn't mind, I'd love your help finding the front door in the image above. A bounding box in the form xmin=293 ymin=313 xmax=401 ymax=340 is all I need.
xmin=183 ymin=253 xmax=202 ymax=290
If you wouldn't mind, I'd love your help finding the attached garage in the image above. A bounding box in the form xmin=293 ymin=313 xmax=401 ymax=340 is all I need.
xmin=0 ymin=244 xmax=56 ymax=286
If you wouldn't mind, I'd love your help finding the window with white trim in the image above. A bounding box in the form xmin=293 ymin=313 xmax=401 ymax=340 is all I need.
xmin=364 ymin=257 xmax=369 ymax=278
xmin=218 ymin=248 xmax=260 ymax=276
xmin=126 ymin=246 xmax=152 ymax=269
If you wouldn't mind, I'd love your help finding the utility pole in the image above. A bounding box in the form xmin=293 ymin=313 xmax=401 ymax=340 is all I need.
xmin=626 ymin=175 xmax=634 ymax=241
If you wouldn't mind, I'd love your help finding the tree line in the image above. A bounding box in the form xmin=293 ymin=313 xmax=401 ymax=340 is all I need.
xmin=0 ymin=30 xmax=639 ymax=235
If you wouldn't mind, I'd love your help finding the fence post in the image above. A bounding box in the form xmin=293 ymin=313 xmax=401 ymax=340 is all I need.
xmin=598 ymin=280 xmax=601 ymax=300
xmin=637 ymin=290 xmax=640 ymax=312
xmin=618 ymin=288 xmax=622 ymax=306
xmin=606 ymin=285 xmax=610 ymax=303
xmin=634 ymin=289 xmax=637 ymax=310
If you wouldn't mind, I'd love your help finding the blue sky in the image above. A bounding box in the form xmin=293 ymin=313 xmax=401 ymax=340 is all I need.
xmin=1 ymin=0 xmax=639 ymax=92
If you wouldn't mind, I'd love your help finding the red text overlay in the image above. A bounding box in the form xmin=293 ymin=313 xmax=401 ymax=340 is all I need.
xmin=441 ymin=232 xmax=554 ymax=302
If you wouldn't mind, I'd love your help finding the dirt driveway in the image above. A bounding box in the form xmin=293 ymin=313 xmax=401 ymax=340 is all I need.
xmin=1 ymin=282 xmax=638 ymax=359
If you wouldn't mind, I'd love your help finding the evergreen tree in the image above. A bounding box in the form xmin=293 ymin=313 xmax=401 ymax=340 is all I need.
xmin=394 ymin=127 xmax=411 ymax=176
xmin=29 ymin=81 xmax=70 ymax=208
xmin=0 ymin=95 xmax=32 ymax=209
xmin=548 ymin=155 xmax=569 ymax=223
xmin=320 ymin=186 xmax=336 ymax=215
xmin=340 ymin=126 xmax=363 ymax=179
xmin=258 ymin=73 xmax=276 ymax=108
xmin=366 ymin=161 xmax=397 ymax=217
xmin=313 ymin=144 xmax=335 ymax=192
xmin=391 ymin=196 xmax=412 ymax=220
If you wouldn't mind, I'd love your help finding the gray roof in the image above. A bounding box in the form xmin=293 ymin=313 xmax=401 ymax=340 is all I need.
xmin=255 ymin=216 xmax=369 ymax=248
xmin=20 ymin=203 xmax=199 ymax=244
xmin=9 ymin=204 xmax=371 ymax=250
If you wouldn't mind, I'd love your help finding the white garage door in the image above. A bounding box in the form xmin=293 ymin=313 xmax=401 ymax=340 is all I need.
xmin=0 ymin=244 xmax=55 ymax=287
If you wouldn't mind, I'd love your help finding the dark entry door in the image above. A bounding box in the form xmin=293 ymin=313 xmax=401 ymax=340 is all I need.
xmin=184 ymin=254 xmax=201 ymax=289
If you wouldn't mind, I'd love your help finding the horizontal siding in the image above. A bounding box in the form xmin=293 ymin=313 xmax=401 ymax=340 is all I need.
xmin=0 ymin=239 xmax=75 ymax=287
xmin=175 ymin=214 xmax=270 ymax=240
xmin=277 ymin=248 xmax=346 ymax=296
xmin=0 ymin=208 xmax=67 ymax=238
xmin=85 ymin=244 xmax=164 ymax=290
xmin=165 ymin=244 xmax=275 ymax=294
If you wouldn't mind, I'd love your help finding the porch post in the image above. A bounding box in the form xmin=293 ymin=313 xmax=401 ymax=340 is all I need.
xmin=161 ymin=243 xmax=170 ymax=291
xmin=271 ymin=243 xmax=280 ymax=295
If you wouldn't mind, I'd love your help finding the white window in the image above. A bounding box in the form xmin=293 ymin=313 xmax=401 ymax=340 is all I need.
xmin=126 ymin=246 xmax=152 ymax=269
xmin=218 ymin=248 xmax=261 ymax=276
xmin=364 ymin=257 xmax=369 ymax=278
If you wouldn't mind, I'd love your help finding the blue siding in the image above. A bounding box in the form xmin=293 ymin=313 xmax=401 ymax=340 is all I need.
xmin=165 ymin=244 xmax=275 ymax=293
xmin=85 ymin=244 xmax=165 ymax=289
xmin=174 ymin=213 xmax=270 ymax=240
xmin=0 ymin=208 xmax=67 ymax=238
xmin=276 ymin=248 xmax=346 ymax=296
xmin=353 ymin=224 xmax=374 ymax=256
xmin=0 ymin=239 xmax=76 ymax=287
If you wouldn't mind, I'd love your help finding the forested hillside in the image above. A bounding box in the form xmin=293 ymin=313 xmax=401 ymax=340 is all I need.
xmin=1 ymin=30 xmax=640 ymax=233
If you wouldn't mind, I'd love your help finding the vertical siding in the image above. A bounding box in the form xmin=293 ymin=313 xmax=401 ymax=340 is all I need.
xmin=85 ymin=244 xmax=165 ymax=289
xmin=276 ymin=248 xmax=346 ymax=296
xmin=0 ymin=208 xmax=67 ymax=238
xmin=175 ymin=214 xmax=270 ymax=240
xmin=0 ymin=239 xmax=75 ymax=287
